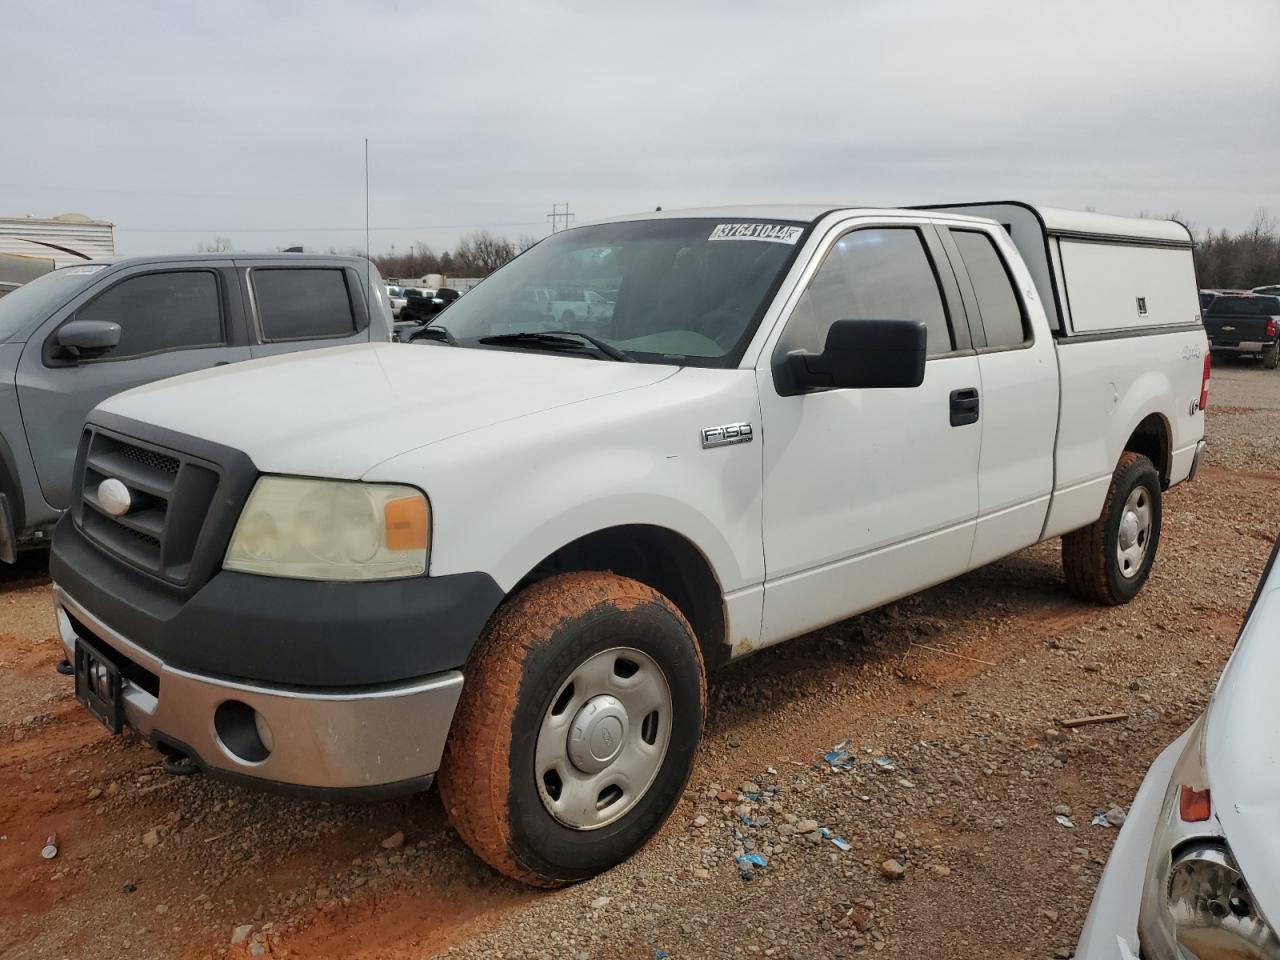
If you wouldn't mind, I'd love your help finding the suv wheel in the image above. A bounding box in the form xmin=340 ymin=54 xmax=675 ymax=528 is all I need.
xmin=438 ymin=571 xmax=706 ymax=886
xmin=1061 ymin=451 xmax=1162 ymax=605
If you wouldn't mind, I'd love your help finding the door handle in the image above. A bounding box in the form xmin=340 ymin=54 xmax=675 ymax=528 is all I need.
xmin=949 ymin=387 xmax=980 ymax=427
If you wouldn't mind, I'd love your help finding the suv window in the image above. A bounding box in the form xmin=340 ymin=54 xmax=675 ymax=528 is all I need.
xmin=252 ymin=268 xmax=356 ymax=341
xmin=949 ymin=230 xmax=1028 ymax=349
xmin=75 ymin=270 xmax=223 ymax=361
xmin=781 ymin=227 xmax=952 ymax=358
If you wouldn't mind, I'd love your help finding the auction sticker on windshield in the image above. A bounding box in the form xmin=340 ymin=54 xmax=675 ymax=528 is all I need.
xmin=708 ymin=223 xmax=803 ymax=244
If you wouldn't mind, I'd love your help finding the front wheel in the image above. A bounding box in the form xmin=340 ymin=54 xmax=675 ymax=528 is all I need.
xmin=438 ymin=571 xmax=706 ymax=887
xmin=1062 ymin=451 xmax=1162 ymax=605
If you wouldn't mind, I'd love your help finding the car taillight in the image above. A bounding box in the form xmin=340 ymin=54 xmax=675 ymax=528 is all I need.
xmin=1199 ymin=353 xmax=1211 ymax=412
xmin=1267 ymin=318 xmax=1278 ymax=338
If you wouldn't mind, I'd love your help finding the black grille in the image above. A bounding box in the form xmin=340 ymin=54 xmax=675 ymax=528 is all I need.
xmin=75 ymin=428 xmax=221 ymax=585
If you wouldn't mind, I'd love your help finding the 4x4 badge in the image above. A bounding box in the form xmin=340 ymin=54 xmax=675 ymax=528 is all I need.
xmin=701 ymin=423 xmax=753 ymax=448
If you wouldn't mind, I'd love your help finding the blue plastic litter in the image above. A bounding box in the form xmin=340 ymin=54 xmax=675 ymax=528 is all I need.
xmin=873 ymin=756 xmax=896 ymax=771
xmin=825 ymin=739 xmax=854 ymax=769
xmin=831 ymin=836 xmax=852 ymax=852
xmin=739 ymin=814 xmax=754 ymax=826
xmin=655 ymin=951 xmax=670 ymax=960
xmin=1091 ymin=810 xmax=1111 ymax=827
xmin=735 ymin=852 xmax=768 ymax=868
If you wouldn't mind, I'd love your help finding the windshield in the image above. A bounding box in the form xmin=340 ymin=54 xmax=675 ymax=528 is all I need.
xmin=1209 ymin=296 xmax=1280 ymax=317
xmin=435 ymin=217 xmax=806 ymax=366
xmin=0 ymin=264 xmax=107 ymax=342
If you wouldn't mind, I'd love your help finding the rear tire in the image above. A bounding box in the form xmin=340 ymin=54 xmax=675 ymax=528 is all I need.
xmin=438 ymin=571 xmax=706 ymax=887
xmin=1263 ymin=343 xmax=1278 ymax=369
xmin=1062 ymin=452 xmax=1162 ymax=605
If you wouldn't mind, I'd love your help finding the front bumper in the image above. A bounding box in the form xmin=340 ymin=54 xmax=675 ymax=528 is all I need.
xmin=1075 ymin=730 xmax=1190 ymax=959
xmin=56 ymin=584 xmax=464 ymax=794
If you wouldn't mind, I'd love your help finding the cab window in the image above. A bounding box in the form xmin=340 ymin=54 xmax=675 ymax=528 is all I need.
xmin=781 ymin=227 xmax=953 ymax=358
xmin=74 ymin=270 xmax=223 ymax=361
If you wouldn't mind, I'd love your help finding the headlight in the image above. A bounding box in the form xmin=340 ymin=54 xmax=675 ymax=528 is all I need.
xmin=224 ymin=477 xmax=429 ymax=581
xmin=1138 ymin=719 xmax=1280 ymax=959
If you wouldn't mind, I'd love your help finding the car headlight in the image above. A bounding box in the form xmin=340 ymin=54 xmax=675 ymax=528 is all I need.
xmin=1138 ymin=719 xmax=1280 ymax=959
xmin=224 ymin=477 xmax=429 ymax=581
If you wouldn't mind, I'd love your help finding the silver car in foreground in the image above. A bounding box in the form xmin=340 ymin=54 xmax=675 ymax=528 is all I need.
xmin=1077 ymin=539 xmax=1280 ymax=958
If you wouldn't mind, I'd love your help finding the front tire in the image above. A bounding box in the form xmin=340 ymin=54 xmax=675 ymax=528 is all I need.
xmin=438 ymin=571 xmax=706 ymax=887
xmin=1061 ymin=452 xmax=1162 ymax=605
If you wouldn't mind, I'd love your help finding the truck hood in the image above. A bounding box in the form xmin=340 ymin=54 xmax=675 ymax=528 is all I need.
xmin=1204 ymin=552 xmax=1280 ymax=918
xmin=97 ymin=342 xmax=679 ymax=477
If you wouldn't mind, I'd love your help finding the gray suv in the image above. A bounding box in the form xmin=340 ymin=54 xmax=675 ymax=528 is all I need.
xmin=0 ymin=253 xmax=393 ymax=562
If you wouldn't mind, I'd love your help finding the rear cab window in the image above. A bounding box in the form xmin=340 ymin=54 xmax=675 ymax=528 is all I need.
xmin=1207 ymin=296 xmax=1280 ymax=316
xmin=251 ymin=268 xmax=358 ymax=342
xmin=948 ymin=229 xmax=1030 ymax=350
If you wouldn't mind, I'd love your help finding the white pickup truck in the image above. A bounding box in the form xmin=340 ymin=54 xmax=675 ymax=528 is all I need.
xmin=51 ymin=203 xmax=1208 ymax=887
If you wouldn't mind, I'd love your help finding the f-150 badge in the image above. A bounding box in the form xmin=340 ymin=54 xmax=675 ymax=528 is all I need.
xmin=701 ymin=423 xmax=753 ymax=448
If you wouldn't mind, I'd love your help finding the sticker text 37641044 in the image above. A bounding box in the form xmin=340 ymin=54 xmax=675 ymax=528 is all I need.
xmin=708 ymin=223 xmax=803 ymax=244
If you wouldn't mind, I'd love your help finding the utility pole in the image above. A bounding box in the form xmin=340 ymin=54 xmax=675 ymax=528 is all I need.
xmin=546 ymin=202 xmax=575 ymax=233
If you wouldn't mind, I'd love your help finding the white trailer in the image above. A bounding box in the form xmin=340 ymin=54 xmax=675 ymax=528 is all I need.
xmin=0 ymin=213 xmax=115 ymax=268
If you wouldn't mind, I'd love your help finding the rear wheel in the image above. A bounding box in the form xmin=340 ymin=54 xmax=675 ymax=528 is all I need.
xmin=438 ymin=571 xmax=706 ymax=887
xmin=1262 ymin=343 xmax=1278 ymax=369
xmin=1062 ymin=452 xmax=1162 ymax=605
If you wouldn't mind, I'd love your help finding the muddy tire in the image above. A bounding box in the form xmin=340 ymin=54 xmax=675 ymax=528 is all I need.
xmin=1061 ymin=452 xmax=1162 ymax=606
xmin=1263 ymin=343 xmax=1278 ymax=370
xmin=438 ymin=571 xmax=706 ymax=887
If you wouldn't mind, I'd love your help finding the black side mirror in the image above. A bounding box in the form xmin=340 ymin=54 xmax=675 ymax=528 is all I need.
xmin=778 ymin=318 xmax=926 ymax=396
xmin=57 ymin=319 xmax=122 ymax=361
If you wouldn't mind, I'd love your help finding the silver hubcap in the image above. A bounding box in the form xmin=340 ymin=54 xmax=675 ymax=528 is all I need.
xmin=534 ymin=647 xmax=672 ymax=830
xmin=1116 ymin=486 xmax=1153 ymax=578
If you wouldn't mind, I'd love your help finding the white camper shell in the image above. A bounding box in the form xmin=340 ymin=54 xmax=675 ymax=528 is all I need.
xmin=921 ymin=202 xmax=1199 ymax=336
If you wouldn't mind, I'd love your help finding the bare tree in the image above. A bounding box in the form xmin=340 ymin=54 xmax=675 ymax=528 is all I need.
xmin=196 ymin=235 xmax=233 ymax=253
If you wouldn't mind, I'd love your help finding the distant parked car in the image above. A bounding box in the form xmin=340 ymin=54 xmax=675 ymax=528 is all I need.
xmin=1076 ymin=537 xmax=1280 ymax=959
xmin=400 ymin=286 xmax=460 ymax=325
xmin=0 ymin=253 xmax=393 ymax=562
xmin=546 ymin=286 xmax=615 ymax=327
xmin=1203 ymin=293 xmax=1280 ymax=368
xmin=386 ymin=285 xmax=408 ymax=318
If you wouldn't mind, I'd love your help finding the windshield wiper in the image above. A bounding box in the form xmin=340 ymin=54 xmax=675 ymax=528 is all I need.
xmin=478 ymin=330 xmax=633 ymax=362
xmin=412 ymin=322 xmax=456 ymax=345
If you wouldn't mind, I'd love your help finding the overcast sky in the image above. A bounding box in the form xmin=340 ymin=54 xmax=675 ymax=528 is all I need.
xmin=3 ymin=0 xmax=1277 ymax=256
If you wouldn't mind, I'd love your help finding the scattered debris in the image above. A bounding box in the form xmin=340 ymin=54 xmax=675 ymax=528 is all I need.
xmin=873 ymin=756 xmax=896 ymax=772
xmin=1105 ymin=805 xmax=1128 ymax=828
xmin=830 ymin=836 xmax=852 ymax=852
xmin=736 ymin=853 xmax=768 ymax=868
xmin=1055 ymin=815 xmax=1075 ymax=829
xmin=1060 ymin=712 xmax=1129 ymax=729
xmin=590 ymin=896 xmax=611 ymax=910
xmin=230 ymin=923 xmax=255 ymax=945
xmin=825 ymin=739 xmax=854 ymax=770
xmin=41 ymin=832 xmax=58 ymax=860
xmin=1090 ymin=811 xmax=1111 ymax=828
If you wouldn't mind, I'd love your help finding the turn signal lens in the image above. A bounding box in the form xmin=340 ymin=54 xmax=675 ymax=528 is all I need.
xmin=1180 ymin=785 xmax=1212 ymax=823
xmin=384 ymin=495 xmax=429 ymax=551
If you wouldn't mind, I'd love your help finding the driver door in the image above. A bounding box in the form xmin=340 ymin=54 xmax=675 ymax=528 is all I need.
xmin=755 ymin=220 xmax=982 ymax=646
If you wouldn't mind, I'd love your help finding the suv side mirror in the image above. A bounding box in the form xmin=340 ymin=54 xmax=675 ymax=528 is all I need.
xmin=779 ymin=318 xmax=926 ymax=396
xmin=57 ymin=319 xmax=122 ymax=361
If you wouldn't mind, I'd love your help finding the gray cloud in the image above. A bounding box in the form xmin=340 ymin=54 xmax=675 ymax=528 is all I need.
xmin=2 ymin=0 xmax=1276 ymax=256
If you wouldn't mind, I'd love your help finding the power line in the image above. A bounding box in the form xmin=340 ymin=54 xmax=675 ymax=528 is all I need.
xmin=115 ymin=220 xmax=548 ymax=234
xmin=546 ymin=202 xmax=574 ymax=233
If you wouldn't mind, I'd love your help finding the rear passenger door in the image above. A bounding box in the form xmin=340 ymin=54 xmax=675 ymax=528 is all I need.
xmin=16 ymin=262 xmax=251 ymax=510
xmin=756 ymin=219 xmax=983 ymax=647
xmin=935 ymin=222 xmax=1058 ymax=567
xmin=241 ymin=261 xmax=372 ymax=358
